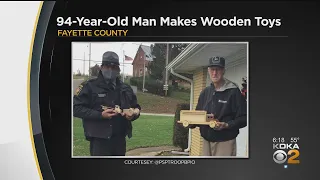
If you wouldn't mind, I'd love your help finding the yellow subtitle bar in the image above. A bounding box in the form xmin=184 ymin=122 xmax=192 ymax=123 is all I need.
xmin=57 ymin=30 xmax=129 ymax=37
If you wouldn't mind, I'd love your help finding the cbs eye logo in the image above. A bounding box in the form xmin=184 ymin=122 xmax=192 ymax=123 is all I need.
xmin=273 ymin=150 xmax=300 ymax=164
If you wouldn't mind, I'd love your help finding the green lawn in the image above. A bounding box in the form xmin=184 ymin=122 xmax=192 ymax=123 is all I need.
xmin=73 ymin=115 xmax=174 ymax=156
xmin=73 ymin=75 xmax=88 ymax=79
xmin=170 ymin=91 xmax=190 ymax=102
xmin=136 ymin=91 xmax=189 ymax=114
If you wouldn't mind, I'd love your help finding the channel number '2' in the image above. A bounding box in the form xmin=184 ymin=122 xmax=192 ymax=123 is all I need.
xmin=273 ymin=138 xmax=300 ymax=164
xmin=274 ymin=149 xmax=300 ymax=164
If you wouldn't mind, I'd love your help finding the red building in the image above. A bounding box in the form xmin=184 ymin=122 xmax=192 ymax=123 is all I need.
xmin=132 ymin=45 xmax=154 ymax=77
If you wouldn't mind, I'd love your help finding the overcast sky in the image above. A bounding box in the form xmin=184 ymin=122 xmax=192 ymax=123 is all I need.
xmin=72 ymin=42 xmax=154 ymax=76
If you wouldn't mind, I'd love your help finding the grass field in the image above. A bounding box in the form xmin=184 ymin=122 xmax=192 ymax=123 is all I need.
xmin=136 ymin=91 xmax=189 ymax=114
xmin=73 ymin=75 xmax=89 ymax=79
xmin=73 ymin=115 xmax=175 ymax=156
xmin=170 ymin=91 xmax=190 ymax=102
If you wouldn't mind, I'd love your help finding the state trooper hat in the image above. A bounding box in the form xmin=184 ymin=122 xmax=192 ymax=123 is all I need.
xmin=208 ymin=56 xmax=225 ymax=68
xmin=102 ymin=51 xmax=120 ymax=66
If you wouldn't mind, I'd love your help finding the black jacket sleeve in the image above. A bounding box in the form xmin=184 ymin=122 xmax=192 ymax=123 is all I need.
xmin=73 ymin=82 xmax=103 ymax=120
xmin=195 ymin=90 xmax=205 ymax=110
xmin=227 ymin=88 xmax=247 ymax=129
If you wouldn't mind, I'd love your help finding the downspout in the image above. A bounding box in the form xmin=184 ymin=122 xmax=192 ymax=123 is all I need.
xmin=170 ymin=68 xmax=193 ymax=153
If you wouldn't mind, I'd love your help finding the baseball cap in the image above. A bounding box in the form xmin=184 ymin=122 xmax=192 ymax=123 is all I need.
xmin=208 ymin=56 xmax=225 ymax=68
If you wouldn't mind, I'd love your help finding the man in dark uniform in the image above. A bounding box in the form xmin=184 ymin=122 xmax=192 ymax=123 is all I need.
xmin=73 ymin=51 xmax=141 ymax=156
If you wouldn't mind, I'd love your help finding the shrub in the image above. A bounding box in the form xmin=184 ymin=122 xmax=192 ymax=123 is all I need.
xmin=172 ymin=103 xmax=190 ymax=150
xmin=130 ymin=76 xmax=173 ymax=96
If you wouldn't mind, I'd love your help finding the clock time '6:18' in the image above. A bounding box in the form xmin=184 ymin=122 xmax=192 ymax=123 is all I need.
xmin=273 ymin=137 xmax=285 ymax=143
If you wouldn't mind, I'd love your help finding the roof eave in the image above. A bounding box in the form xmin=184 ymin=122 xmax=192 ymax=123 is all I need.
xmin=166 ymin=43 xmax=205 ymax=70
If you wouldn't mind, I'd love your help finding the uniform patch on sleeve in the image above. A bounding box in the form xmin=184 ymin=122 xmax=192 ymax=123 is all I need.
xmin=75 ymin=84 xmax=83 ymax=96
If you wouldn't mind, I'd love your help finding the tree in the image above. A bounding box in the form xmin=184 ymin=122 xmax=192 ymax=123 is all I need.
xmin=148 ymin=44 xmax=167 ymax=80
xmin=169 ymin=44 xmax=193 ymax=84
xmin=170 ymin=44 xmax=188 ymax=61
xmin=76 ymin=69 xmax=82 ymax=76
xmin=148 ymin=43 xmax=190 ymax=82
xmin=90 ymin=64 xmax=100 ymax=77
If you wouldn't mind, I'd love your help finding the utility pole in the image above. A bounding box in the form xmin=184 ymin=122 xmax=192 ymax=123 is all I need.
xmin=121 ymin=43 xmax=125 ymax=82
xmin=142 ymin=54 xmax=146 ymax=92
xmin=88 ymin=43 xmax=91 ymax=76
xmin=164 ymin=43 xmax=170 ymax=96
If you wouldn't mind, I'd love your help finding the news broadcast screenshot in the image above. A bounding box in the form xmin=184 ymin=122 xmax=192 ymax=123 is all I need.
xmin=0 ymin=1 xmax=316 ymax=180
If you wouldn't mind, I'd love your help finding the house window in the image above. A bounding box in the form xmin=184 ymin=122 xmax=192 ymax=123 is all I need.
xmin=139 ymin=69 xmax=143 ymax=76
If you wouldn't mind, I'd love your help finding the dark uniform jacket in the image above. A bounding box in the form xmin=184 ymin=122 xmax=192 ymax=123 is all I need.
xmin=73 ymin=72 xmax=141 ymax=140
xmin=194 ymin=78 xmax=247 ymax=142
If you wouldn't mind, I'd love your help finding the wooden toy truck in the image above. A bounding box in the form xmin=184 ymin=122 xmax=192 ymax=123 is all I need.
xmin=177 ymin=110 xmax=218 ymax=128
xmin=101 ymin=105 xmax=140 ymax=117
